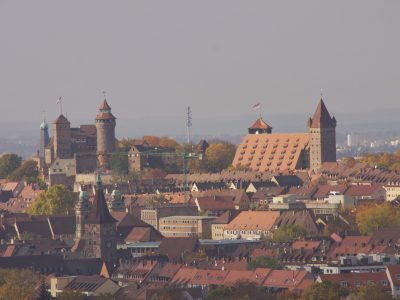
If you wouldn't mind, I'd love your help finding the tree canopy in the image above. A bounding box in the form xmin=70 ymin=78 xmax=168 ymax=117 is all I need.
xmin=27 ymin=184 xmax=77 ymax=215
xmin=347 ymin=283 xmax=393 ymax=300
xmin=247 ymin=255 xmax=282 ymax=270
xmin=272 ymin=224 xmax=307 ymax=243
xmin=360 ymin=151 xmax=400 ymax=172
xmin=303 ymin=281 xmax=349 ymax=300
xmin=356 ymin=204 xmax=400 ymax=235
xmin=0 ymin=153 xmax=22 ymax=179
xmin=8 ymin=160 xmax=39 ymax=183
xmin=0 ymin=269 xmax=37 ymax=300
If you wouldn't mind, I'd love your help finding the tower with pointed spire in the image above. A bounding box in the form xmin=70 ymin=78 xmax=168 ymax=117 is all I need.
xmin=75 ymin=187 xmax=91 ymax=240
xmin=308 ymin=99 xmax=337 ymax=171
xmin=108 ymin=185 xmax=125 ymax=212
xmin=95 ymin=99 xmax=116 ymax=169
xmin=53 ymin=114 xmax=72 ymax=159
xmin=83 ymin=174 xmax=117 ymax=262
xmin=39 ymin=119 xmax=50 ymax=167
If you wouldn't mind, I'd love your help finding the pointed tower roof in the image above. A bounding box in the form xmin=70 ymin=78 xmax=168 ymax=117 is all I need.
xmin=96 ymin=99 xmax=116 ymax=121
xmin=40 ymin=120 xmax=48 ymax=130
xmin=86 ymin=174 xmax=117 ymax=224
xmin=99 ymin=99 xmax=111 ymax=111
xmin=309 ymin=99 xmax=336 ymax=128
xmin=54 ymin=114 xmax=70 ymax=124
xmin=248 ymin=118 xmax=272 ymax=134
xmin=249 ymin=118 xmax=272 ymax=130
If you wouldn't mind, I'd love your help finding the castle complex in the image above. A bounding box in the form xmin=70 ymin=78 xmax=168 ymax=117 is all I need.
xmin=232 ymin=99 xmax=337 ymax=172
xmin=38 ymin=99 xmax=117 ymax=175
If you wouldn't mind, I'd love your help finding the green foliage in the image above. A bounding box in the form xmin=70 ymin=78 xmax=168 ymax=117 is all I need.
xmin=109 ymin=153 xmax=129 ymax=175
xmin=8 ymin=160 xmax=39 ymax=183
xmin=303 ymin=281 xmax=349 ymax=300
xmin=247 ymin=255 xmax=282 ymax=270
xmin=272 ymin=224 xmax=307 ymax=243
xmin=356 ymin=204 xmax=400 ymax=235
xmin=0 ymin=153 xmax=22 ymax=179
xmin=347 ymin=283 xmax=393 ymax=300
xmin=145 ymin=194 xmax=167 ymax=208
xmin=27 ymin=184 xmax=77 ymax=215
xmin=153 ymin=286 xmax=185 ymax=300
xmin=58 ymin=290 xmax=86 ymax=300
xmin=0 ymin=269 xmax=37 ymax=300
xmin=206 ymin=286 xmax=233 ymax=300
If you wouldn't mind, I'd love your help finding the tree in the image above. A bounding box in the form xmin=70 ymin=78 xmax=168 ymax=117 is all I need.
xmin=341 ymin=156 xmax=356 ymax=168
xmin=272 ymin=224 xmax=307 ymax=243
xmin=356 ymin=204 xmax=400 ymax=235
xmin=0 ymin=269 xmax=37 ymax=300
xmin=276 ymin=290 xmax=301 ymax=300
xmin=27 ymin=185 xmax=77 ymax=215
xmin=8 ymin=160 xmax=39 ymax=183
xmin=58 ymin=290 xmax=86 ymax=300
xmin=247 ymin=255 xmax=282 ymax=270
xmin=203 ymin=142 xmax=236 ymax=172
xmin=303 ymin=281 xmax=349 ymax=300
xmin=0 ymin=153 xmax=22 ymax=179
xmin=206 ymin=286 xmax=233 ymax=300
xmin=153 ymin=286 xmax=185 ymax=300
xmin=109 ymin=153 xmax=128 ymax=175
xmin=348 ymin=283 xmax=393 ymax=300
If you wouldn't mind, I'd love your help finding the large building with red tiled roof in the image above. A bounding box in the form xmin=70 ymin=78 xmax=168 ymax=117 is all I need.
xmin=232 ymin=99 xmax=336 ymax=172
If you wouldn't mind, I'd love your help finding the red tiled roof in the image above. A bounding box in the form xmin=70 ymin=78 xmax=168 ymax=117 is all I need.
xmin=320 ymin=272 xmax=390 ymax=292
xmin=233 ymin=133 xmax=310 ymax=172
xmin=99 ymin=99 xmax=111 ymax=110
xmin=249 ymin=118 xmax=272 ymax=130
xmin=54 ymin=114 xmax=70 ymax=124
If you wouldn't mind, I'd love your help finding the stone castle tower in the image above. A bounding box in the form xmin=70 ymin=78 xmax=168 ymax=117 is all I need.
xmin=53 ymin=114 xmax=72 ymax=159
xmin=75 ymin=188 xmax=91 ymax=240
xmin=95 ymin=99 xmax=116 ymax=169
xmin=83 ymin=174 xmax=117 ymax=262
xmin=308 ymin=99 xmax=337 ymax=172
xmin=39 ymin=119 xmax=50 ymax=166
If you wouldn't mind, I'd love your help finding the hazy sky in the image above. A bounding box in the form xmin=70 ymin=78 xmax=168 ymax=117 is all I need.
xmin=1 ymin=1 xmax=399 ymax=127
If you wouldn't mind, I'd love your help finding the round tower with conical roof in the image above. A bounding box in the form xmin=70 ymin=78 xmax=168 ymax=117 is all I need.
xmin=95 ymin=99 xmax=116 ymax=169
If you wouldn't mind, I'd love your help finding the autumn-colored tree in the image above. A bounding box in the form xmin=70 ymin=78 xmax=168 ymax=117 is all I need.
xmin=347 ymin=283 xmax=393 ymax=300
xmin=27 ymin=184 xmax=77 ymax=215
xmin=303 ymin=281 xmax=349 ymax=300
xmin=0 ymin=269 xmax=37 ymax=300
xmin=58 ymin=290 xmax=86 ymax=300
xmin=141 ymin=168 xmax=167 ymax=180
xmin=0 ymin=153 xmax=22 ymax=179
xmin=202 ymin=142 xmax=236 ymax=173
xmin=341 ymin=156 xmax=356 ymax=168
xmin=360 ymin=152 xmax=400 ymax=172
xmin=356 ymin=204 xmax=400 ymax=235
xmin=276 ymin=290 xmax=301 ymax=300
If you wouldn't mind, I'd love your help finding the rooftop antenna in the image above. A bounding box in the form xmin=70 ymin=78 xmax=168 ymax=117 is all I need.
xmin=102 ymin=90 xmax=107 ymax=100
xmin=186 ymin=106 xmax=192 ymax=145
xmin=57 ymin=97 xmax=63 ymax=115
xmin=320 ymin=88 xmax=324 ymax=99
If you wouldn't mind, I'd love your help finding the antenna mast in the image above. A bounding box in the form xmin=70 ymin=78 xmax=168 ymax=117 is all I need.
xmin=186 ymin=106 xmax=192 ymax=145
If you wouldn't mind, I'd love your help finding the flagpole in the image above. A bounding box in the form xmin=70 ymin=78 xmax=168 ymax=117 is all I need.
xmin=259 ymin=102 xmax=262 ymax=119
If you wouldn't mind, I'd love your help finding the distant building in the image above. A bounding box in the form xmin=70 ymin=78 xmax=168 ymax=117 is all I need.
xmin=128 ymin=144 xmax=175 ymax=173
xmin=159 ymin=215 xmax=216 ymax=238
xmin=232 ymin=99 xmax=337 ymax=172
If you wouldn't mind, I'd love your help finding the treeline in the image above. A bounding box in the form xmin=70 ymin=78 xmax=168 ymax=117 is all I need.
xmin=358 ymin=150 xmax=400 ymax=171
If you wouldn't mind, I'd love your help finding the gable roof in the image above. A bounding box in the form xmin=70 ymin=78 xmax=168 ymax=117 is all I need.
xmin=158 ymin=237 xmax=198 ymax=262
xmin=225 ymin=211 xmax=280 ymax=231
xmin=54 ymin=114 xmax=70 ymax=124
